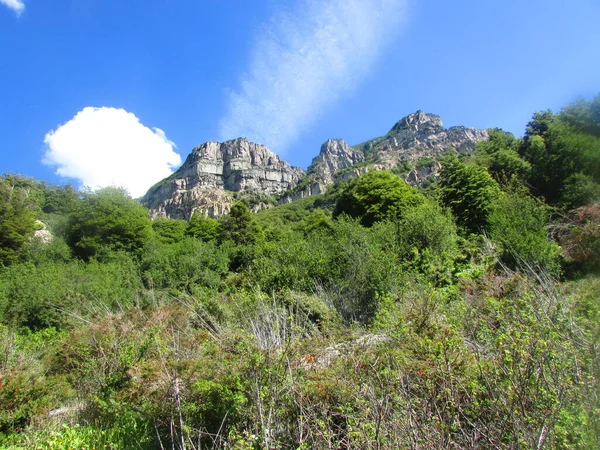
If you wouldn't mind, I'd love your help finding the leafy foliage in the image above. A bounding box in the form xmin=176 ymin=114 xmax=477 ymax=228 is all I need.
xmin=65 ymin=187 xmax=152 ymax=260
xmin=219 ymin=202 xmax=261 ymax=245
xmin=488 ymin=188 xmax=561 ymax=274
xmin=1 ymin=96 xmax=600 ymax=449
xmin=521 ymin=103 xmax=600 ymax=205
xmin=439 ymin=158 xmax=501 ymax=234
xmin=0 ymin=176 xmax=39 ymax=266
xmin=475 ymin=129 xmax=530 ymax=182
xmin=186 ymin=212 xmax=221 ymax=242
xmin=151 ymin=217 xmax=187 ymax=244
xmin=333 ymin=171 xmax=424 ymax=226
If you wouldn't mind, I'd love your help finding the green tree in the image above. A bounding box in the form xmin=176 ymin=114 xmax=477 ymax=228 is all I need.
xmin=520 ymin=103 xmax=600 ymax=204
xmin=333 ymin=171 xmax=424 ymax=227
xmin=65 ymin=187 xmax=152 ymax=260
xmin=219 ymin=202 xmax=261 ymax=246
xmin=475 ymin=129 xmax=530 ymax=182
xmin=186 ymin=212 xmax=221 ymax=242
xmin=395 ymin=200 xmax=460 ymax=282
xmin=0 ymin=175 xmax=39 ymax=266
xmin=41 ymin=183 xmax=80 ymax=215
xmin=559 ymin=94 xmax=600 ymax=137
xmin=560 ymin=173 xmax=600 ymax=209
xmin=439 ymin=158 xmax=501 ymax=234
xmin=151 ymin=217 xmax=187 ymax=244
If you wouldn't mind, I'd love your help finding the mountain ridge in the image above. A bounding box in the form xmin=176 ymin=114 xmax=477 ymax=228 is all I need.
xmin=143 ymin=111 xmax=489 ymax=218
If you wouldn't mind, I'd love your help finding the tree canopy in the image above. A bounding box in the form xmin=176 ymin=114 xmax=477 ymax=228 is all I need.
xmin=439 ymin=158 xmax=501 ymax=234
xmin=65 ymin=187 xmax=152 ymax=260
xmin=0 ymin=175 xmax=39 ymax=266
xmin=333 ymin=171 xmax=424 ymax=226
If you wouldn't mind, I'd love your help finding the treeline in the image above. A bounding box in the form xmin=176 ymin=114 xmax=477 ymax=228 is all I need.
xmin=0 ymin=97 xmax=599 ymax=449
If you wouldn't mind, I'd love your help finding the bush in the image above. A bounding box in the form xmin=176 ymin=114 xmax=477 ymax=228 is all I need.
xmin=65 ymin=187 xmax=152 ymax=261
xmin=488 ymin=189 xmax=561 ymax=274
xmin=140 ymin=238 xmax=229 ymax=294
xmin=439 ymin=158 xmax=501 ymax=234
xmin=333 ymin=171 xmax=424 ymax=227
xmin=395 ymin=200 xmax=460 ymax=283
xmin=560 ymin=173 xmax=600 ymax=209
xmin=0 ymin=255 xmax=142 ymax=330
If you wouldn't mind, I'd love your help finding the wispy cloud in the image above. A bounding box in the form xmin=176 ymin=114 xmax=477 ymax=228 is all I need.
xmin=43 ymin=107 xmax=182 ymax=198
xmin=0 ymin=0 xmax=25 ymax=15
xmin=219 ymin=0 xmax=408 ymax=153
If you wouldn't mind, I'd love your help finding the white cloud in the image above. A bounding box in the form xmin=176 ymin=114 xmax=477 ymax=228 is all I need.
xmin=43 ymin=107 xmax=182 ymax=198
xmin=0 ymin=0 xmax=25 ymax=15
xmin=219 ymin=0 xmax=408 ymax=153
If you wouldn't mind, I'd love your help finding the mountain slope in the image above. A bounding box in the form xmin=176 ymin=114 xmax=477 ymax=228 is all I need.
xmin=143 ymin=111 xmax=488 ymax=218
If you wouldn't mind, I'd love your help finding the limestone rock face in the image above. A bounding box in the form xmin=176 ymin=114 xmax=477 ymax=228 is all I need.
xmin=359 ymin=110 xmax=489 ymax=168
xmin=406 ymin=161 xmax=443 ymax=187
xmin=32 ymin=220 xmax=53 ymax=244
xmin=279 ymin=139 xmax=364 ymax=204
xmin=309 ymin=139 xmax=365 ymax=185
xmin=143 ymin=112 xmax=489 ymax=217
xmin=143 ymin=138 xmax=304 ymax=219
xmin=288 ymin=111 xmax=488 ymax=196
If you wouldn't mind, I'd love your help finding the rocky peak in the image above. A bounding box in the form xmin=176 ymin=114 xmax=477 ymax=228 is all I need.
xmin=388 ymin=110 xmax=444 ymax=135
xmin=143 ymin=138 xmax=304 ymax=219
xmin=318 ymin=139 xmax=357 ymax=157
xmin=308 ymin=139 xmax=364 ymax=185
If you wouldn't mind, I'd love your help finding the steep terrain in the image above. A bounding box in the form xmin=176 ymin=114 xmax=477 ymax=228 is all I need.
xmin=144 ymin=111 xmax=488 ymax=217
xmin=142 ymin=138 xmax=304 ymax=219
xmin=281 ymin=110 xmax=488 ymax=202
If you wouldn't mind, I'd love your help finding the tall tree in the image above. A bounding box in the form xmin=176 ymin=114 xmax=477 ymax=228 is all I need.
xmin=439 ymin=158 xmax=500 ymax=234
xmin=65 ymin=187 xmax=152 ymax=260
xmin=333 ymin=171 xmax=424 ymax=227
xmin=219 ymin=202 xmax=261 ymax=246
xmin=475 ymin=129 xmax=530 ymax=182
xmin=0 ymin=175 xmax=39 ymax=266
xmin=520 ymin=101 xmax=600 ymax=206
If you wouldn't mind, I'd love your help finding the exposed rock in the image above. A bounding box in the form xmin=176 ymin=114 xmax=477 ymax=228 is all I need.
xmin=301 ymin=334 xmax=393 ymax=369
xmin=279 ymin=181 xmax=325 ymax=204
xmin=32 ymin=220 xmax=53 ymax=244
xmin=356 ymin=111 xmax=488 ymax=170
xmin=48 ymin=403 xmax=85 ymax=418
xmin=143 ymin=112 xmax=489 ymax=218
xmin=406 ymin=161 xmax=443 ymax=187
xmin=309 ymin=139 xmax=365 ymax=185
xmin=143 ymin=138 xmax=304 ymax=219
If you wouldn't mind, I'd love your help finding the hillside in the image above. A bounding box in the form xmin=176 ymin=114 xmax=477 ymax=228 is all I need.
xmin=142 ymin=111 xmax=488 ymax=219
xmin=0 ymin=97 xmax=599 ymax=449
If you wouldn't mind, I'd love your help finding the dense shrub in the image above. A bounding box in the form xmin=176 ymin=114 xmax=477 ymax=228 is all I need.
xmin=439 ymin=158 xmax=501 ymax=234
xmin=65 ymin=187 xmax=152 ymax=260
xmin=140 ymin=237 xmax=229 ymax=294
xmin=488 ymin=189 xmax=561 ymax=274
xmin=333 ymin=171 xmax=424 ymax=226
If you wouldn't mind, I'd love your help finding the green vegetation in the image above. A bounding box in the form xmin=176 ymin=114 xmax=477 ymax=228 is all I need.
xmin=333 ymin=171 xmax=424 ymax=226
xmin=65 ymin=187 xmax=152 ymax=261
xmin=439 ymin=157 xmax=501 ymax=234
xmin=0 ymin=97 xmax=599 ymax=449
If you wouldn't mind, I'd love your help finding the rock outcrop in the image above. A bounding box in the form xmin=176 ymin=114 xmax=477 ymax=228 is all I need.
xmin=279 ymin=139 xmax=364 ymax=203
xmin=143 ymin=138 xmax=304 ymax=219
xmin=310 ymin=139 xmax=365 ymax=185
xmin=356 ymin=110 xmax=488 ymax=168
xmin=142 ymin=111 xmax=489 ymax=218
xmin=32 ymin=220 xmax=53 ymax=244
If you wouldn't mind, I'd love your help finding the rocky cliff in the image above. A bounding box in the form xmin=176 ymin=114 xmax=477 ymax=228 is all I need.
xmin=142 ymin=138 xmax=304 ymax=219
xmin=143 ymin=112 xmax=489 ymax=218
xmin=354 ymin=110 xmax=488 ymax=169
xmin=280 ymin=111 xmax=488 ymax=203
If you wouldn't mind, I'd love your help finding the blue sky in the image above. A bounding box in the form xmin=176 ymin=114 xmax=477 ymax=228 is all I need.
xmin=1 ymin=0 xmax=599 ymax=196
